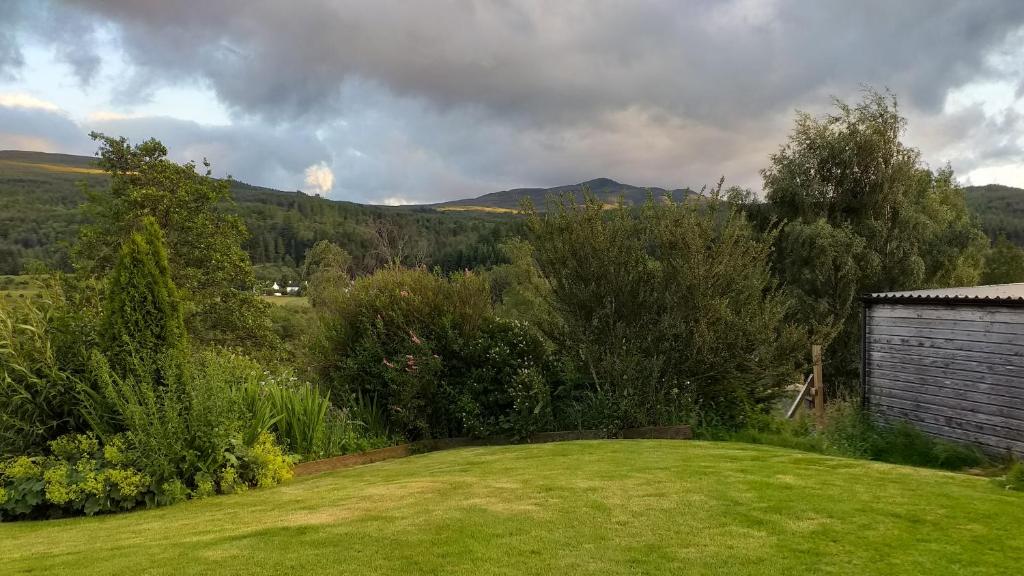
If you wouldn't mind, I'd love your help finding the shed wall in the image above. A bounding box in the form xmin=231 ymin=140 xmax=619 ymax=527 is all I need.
xmin=864 ymin=303 xmax=1024 ymax=455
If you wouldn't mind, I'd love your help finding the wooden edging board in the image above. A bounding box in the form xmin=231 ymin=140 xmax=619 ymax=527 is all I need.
xmin=292 ymin=424 xmax=693 ymax=477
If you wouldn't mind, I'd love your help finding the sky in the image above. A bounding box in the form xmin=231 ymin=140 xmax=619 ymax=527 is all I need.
xmin=3 ymin=1 xmax=1024 ymax=204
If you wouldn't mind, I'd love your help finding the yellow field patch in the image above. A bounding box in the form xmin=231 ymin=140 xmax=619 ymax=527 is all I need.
xmin=0 ymin=159 xmax=106 ymax=175
xmin=435 ymin=205 xmax=520 ymax=214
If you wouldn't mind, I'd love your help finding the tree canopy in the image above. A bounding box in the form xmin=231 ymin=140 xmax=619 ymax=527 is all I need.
xmin=763 ymin=90 xmax=988 ymax=389
xmin=75 ymin=132 xmax=272 ymax=350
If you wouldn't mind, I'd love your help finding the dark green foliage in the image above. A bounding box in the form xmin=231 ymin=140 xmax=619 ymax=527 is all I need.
xmin=997 ymin=461 xmax=1024 ymax=491
xmin=0 ymin=277 xmax=103 ymax=456
xmin=965 ymin=183 xmax=1024 ymax=246
xmin=763 ymin=90 xmax=988 ymax=393
xmin=982 ymin=234 xmax=1024 ymax=284
xmin=454 ymin=318 xmax=554 ymax=439
xmin=0 ymin=150 xmax=519 ymax=279
xmin=100 ymin=217 xmax=185 ymax=379
xmin=73 ymin=134 xmax=274 ymax=352
xmin=720 ymin=401 xmax=987 ymax=472
xmin=526 ymin=190 xmax=804 ymax=429
xmin=774 ymin=220 xmax=873 ymax=355
xmin=302 ymin=240 xmax=352 ymax=308
xmin=313 ymin=266 xmax=554 ymax=440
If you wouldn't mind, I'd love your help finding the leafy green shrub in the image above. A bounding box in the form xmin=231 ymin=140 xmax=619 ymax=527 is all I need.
xmin=78 ymin=349 xmax=295 ymax=505
xmin=995 ymin=461 xmax=1024 ymax=491
xmin=526 ymin=189 xmax=805 ymax=429
xmin=455 ymin=318 xmax=554 ymax=439
xmin=0 ymin=433 xmax=151 ymax=520
xmin=314 ymin=266 xmax=560 ymax=442
xmin=237 ymin=431 xmax=293 ymax=488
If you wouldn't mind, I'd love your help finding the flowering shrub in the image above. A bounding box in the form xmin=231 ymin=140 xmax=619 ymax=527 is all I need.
xmin=239 ymin=431 xmax=294 ymax=488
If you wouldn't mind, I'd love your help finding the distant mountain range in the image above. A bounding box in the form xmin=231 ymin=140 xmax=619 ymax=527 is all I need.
xmin=2 ymin=149 xmax=1024 ymax=276
xmin=430 ymin=177 xmax=694 ymax=211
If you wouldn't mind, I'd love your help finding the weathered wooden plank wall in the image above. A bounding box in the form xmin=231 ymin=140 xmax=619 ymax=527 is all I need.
xmin=864 ymin=303 xmax=1024 ymax=455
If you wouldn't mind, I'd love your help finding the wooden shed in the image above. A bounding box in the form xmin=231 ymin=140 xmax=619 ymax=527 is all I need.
xmin=862 ymin=283 xmax=1024 ymax=455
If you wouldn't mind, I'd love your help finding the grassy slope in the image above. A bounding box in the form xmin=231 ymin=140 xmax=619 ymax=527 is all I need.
xmin=1 ymin=441 xmax=1021 ymax=575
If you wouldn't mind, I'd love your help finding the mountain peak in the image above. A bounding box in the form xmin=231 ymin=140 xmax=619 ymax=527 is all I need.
xmin=579 ymin=177 xmax=622 ymax=187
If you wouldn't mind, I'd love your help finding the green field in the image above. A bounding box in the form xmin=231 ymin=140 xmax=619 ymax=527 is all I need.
xmin=1 ymin=441 xmax=1020 ymax=575
xmin=261 ymin=295 xmax=311 ymax=307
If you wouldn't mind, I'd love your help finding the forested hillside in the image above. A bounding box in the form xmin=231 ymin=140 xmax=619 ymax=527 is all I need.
xmin=0 ymin=151 xmax=519 ymax=275
xmin=4 ymin=150 xmax=1024 ymax=279
xmin=964 ymin=184 xmax=1024 ymax=245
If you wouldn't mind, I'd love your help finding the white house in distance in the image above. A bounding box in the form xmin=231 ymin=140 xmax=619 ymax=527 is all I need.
xmin=270 ymin=282 xmax=283 ymax=296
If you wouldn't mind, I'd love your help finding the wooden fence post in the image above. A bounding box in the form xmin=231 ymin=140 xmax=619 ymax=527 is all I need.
xmin=812 ymin=344 xmax=825 ymax=427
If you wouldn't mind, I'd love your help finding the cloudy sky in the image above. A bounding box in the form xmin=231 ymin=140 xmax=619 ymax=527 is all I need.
xmin=3 ymin=1 xmax=1024 ymax=204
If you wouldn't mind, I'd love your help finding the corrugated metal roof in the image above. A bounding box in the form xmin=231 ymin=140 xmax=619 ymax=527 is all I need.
xmin=864 ymin=283 xmax=1024 ymax=306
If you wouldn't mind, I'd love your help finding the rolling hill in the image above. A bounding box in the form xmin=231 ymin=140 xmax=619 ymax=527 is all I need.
xmin=0 ymin=151 xmax=699 ymax=276
xmin=3 ymin=149 xmax=1024 ymax=277
xmin=0 ymin=150 xmax=520 ymax=276
xmin=964 ymin=183 xmax=1024 ymax=245
xmin=433 ymin=177 xmax=693 ymax=211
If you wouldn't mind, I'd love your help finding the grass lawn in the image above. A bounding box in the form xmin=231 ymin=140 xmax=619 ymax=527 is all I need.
xmin=1 ymin=441 xmax=1021 ymax=575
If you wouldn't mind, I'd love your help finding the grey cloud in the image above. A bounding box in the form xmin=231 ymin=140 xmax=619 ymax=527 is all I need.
xmin=54 ymin=0 xmax=1024 ymax=124
xmin=0 ymin=2 xmax=28 ymax=79
xmin=0 ymin=105 xmax=91 ymax=152
xmin=88 ymin=116 xmax=333 ymax=192
xmin=908 ymin=103 xmax=1024 ymax=176
xmin=0 ymin=101 xmax=336 ymax=196
xmin=8 ymin=1 xmax=1024 ymax=202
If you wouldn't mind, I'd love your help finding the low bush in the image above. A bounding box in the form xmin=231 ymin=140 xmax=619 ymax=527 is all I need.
xmin=995 ymin=460 xmax=1024 ymax=491
xmin=871 ymin=422 xmax=987 ymax=470
xmin=0 ymin=433 xmax=150 ymax=520
xmin=75 ymin=350 xmax=297 ymax=507
xmin=454 ymin=317 xmax=554 ymax=440
xmin=242 ymin=373 xmax=388 ymax=459
xmin=720 ymin=399 xmax=989 ymax=472
xmin=313 ymin=266 xmax=555 ymax=441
